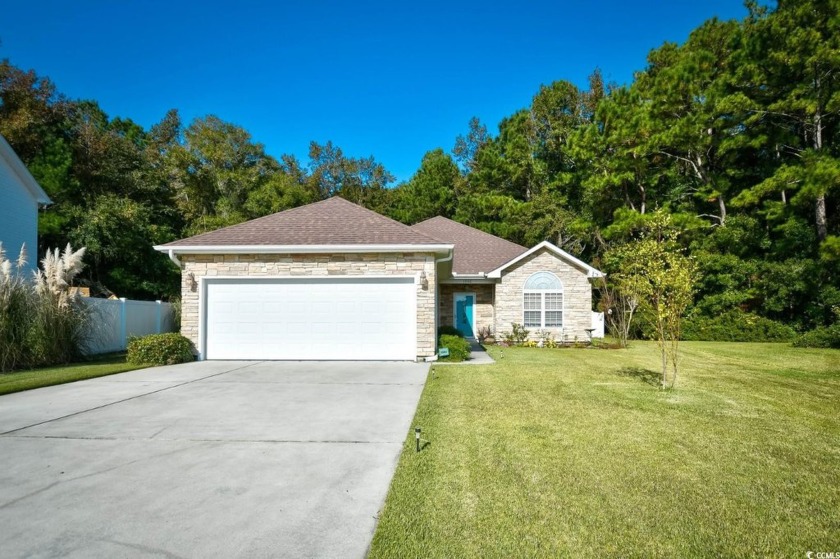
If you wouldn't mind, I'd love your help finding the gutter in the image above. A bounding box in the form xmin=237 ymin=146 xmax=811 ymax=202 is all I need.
xmin=154 ymin=243 xmax=454 ymax=255
xmin=435 ymin=250 xmax=454 ymax=265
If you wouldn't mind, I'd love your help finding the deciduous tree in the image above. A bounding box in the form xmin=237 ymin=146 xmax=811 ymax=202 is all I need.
xmin=611 ymin=213 xmax=698 ymax=387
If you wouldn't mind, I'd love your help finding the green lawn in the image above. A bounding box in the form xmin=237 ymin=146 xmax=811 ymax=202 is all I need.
xmin=369 ymin=342 xmax=840 ymax=558
xmin=0 ymin=354 xmax=148 ymax=396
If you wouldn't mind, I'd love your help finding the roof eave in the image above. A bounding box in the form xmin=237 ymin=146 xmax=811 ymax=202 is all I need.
xmin=0 ymin=134 xmax=52 ymax=205
xmin=440 ymin=276 xmax=496 ymax=284
xmin=486 ymin=241 xmax=605 ymax=279
xmin=154 ymin=243 xmax=455 ymax=255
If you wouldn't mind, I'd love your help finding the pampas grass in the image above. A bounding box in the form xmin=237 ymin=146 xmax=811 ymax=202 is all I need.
xmin=0 ymin=243 xmax=91 ymax=372
xmin=0 ymin=243 xmax=35 ymax=371
xmin=32 ymin=244 xmax=91 ymax=367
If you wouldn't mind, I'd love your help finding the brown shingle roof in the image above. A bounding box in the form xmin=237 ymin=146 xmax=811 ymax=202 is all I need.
xmin=161 ymin=197 xmax=445 ymax=247
xmin=411 ymin=217 xmax=527 ymax=274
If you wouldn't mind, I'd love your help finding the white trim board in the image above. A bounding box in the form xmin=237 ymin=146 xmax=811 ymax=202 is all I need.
xmin=156 ymin=244 xmax=454 ymax=255
xmin=0 ymin=134 xmax=51 ymax=205
xmin=487 ymin=241 xmax=604 ymax=279
xmin=439 ymin=278 xmax=496 ymax=285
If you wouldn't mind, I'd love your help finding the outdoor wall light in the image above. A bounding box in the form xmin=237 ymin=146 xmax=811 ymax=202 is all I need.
xmin=187 ymin=272 xmax=197 ymax=292
xmin=419 ymin=271 xmax=429 ymax=289
xmin=415 ymin=426 xmax=422 ymax=452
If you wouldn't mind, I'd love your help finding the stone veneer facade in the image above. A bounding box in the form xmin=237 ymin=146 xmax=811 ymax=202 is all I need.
xmin=180 ymin=252 xmax=437 ymax=359
xmin=438 ymin=283 xmax=494 ymax=337
xmin=494 ymin=248 xmax=593 ymax=342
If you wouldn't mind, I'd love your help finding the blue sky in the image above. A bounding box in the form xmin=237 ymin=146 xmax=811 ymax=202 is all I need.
xmin=1 ymin=1 xmax=749 ymax=182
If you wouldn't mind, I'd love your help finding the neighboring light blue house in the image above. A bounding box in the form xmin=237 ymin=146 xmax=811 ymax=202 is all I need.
xmin=0 ymin=134 xmax=51 ymax=271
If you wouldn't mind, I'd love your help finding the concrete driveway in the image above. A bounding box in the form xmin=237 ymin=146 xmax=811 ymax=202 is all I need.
xmin=0 ymin=360 xmax=428 ymax=558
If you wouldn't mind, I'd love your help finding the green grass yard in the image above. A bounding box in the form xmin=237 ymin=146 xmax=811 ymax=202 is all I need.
xmin=369 ymin=342 xmax=840 ymax=558
xmin=0 ymin=353 xmax=147 ymax=396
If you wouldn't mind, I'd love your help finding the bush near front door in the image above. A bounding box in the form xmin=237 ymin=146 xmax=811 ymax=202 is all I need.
xmin=438 ymin=335 xmax=471 ymax=362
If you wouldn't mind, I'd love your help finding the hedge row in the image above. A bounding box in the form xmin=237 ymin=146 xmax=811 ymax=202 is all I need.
xmin=681 ymin=311 xmax=796 ymax=342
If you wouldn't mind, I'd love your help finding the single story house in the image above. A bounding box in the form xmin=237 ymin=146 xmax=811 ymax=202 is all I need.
xmin=0 ymin=134 xmax=52 ymax=271
xmin=156 ymin=197 xmax=604 ymax=361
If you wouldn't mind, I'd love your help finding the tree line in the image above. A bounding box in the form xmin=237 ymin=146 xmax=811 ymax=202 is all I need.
xmin=0 ymin=0 xmax=837 ymax=335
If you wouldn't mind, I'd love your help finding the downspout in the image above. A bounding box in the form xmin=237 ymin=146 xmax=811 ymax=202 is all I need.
xmin=427 ymin=249 xmax=455 ymax=362
xmin=167 ymin=249 xmax=182 ymax=269
xmin=435 ymin=250 xmax=454 ymax=266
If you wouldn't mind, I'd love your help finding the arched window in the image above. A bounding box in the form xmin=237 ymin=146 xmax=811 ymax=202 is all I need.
xmin=523 ymin=271 xmax=563 ymax=328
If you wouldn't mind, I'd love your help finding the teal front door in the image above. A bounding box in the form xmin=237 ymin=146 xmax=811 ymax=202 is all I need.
xmin=455 ymin=294 xmax=475 ymax=337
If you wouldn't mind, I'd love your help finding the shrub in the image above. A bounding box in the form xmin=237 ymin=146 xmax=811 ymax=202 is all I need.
xmin=438 ymin=334 xmax=471 ymax=362
xmin=437 ymin=325 xmax=465 ymax=338
xmin=682 ymin=311 xmax=796 ymax=342
xmin=513 ymin=323 xmax=530 ymax=344
xmin=127 ymin=333 xmax=195 ymax=365
xmin=535 ymin=329 xmax=557 ymax=348
xmin=0 ymin=243 xmax=92 ymax=371
xmin=476 ymin=325 xmax=494 ymax=343
xmin=0 ymin=243 xmax=34 ymax=371
xmin=501 ymin=323 xmax=530 ymax=346
xmin=792 ymin=324 xmax=840 ymax=349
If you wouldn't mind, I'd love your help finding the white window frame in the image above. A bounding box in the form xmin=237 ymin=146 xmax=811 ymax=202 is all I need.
xmin=522 ymin=272 xmax=564 ymax=329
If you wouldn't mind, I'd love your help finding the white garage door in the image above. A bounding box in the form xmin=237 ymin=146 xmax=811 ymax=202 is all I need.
xmin=204 ymin=278 xmax=416 ymax=360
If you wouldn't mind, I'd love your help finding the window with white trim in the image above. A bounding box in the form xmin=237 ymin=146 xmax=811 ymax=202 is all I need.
xmin=523 ymin=271 xmax=563 ymax=328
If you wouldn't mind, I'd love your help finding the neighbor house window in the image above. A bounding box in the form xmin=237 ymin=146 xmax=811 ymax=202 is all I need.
xmin=523 ymin=271 xmax=563 ymax=328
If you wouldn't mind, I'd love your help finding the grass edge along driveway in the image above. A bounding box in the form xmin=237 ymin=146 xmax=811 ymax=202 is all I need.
xmin=369 ymin=341 xmax=840 ymax=558
xmin=0 ymin=353 xmax=148 ymax=396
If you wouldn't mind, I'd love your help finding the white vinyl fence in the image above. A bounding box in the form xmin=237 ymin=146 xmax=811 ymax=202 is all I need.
xmin=83 ymin=298 xmax=176 ymax=354
xmin=591 ymin=311 xmax=605 ymax=338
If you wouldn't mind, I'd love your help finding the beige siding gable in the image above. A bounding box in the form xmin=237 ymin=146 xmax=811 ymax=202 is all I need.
xmin=495 ymin=248 xmax=594 ymax=342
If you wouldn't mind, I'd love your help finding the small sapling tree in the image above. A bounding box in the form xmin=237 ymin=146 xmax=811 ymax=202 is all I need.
xmin=611 ymin=213 xmax=697 ymax=387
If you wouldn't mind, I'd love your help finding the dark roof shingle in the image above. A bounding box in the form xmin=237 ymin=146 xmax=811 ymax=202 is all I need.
xmin=411 ymin=217 xmax=527 ymax=274
xmin=161 ymin=197 xmax=445 ymax=247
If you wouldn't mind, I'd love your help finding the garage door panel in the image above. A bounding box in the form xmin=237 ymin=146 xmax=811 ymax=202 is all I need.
xmin=214 ymin=301 xmax=235 ymax=314
xmin=361 ymin=321 xmax=384 ymax=336
xmin=285 ymin=301 xmax=306 ymax=314
xmin=334 ymin=301 xmax=355 ymax=314
xmin=264 ymin=301 xmax=284 ymax=314
xmin=334 ymin=322 xmax=356 ymax=339
xmin=235 ymin=321 xmax=260 ymax=336
xmin=284 ymin=324 xmax=308 ymax=341
xmin=205 ymin=278 xmax=416 ymax=360
xmin=311 ymin=301 xmax=333 ymax=314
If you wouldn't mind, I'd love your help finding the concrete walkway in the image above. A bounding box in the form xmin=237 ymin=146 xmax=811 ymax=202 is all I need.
xmin=0 ymin=360 xmax=428 ymax=559
xmin=437 ymin=339 xmax=495 ymax=365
